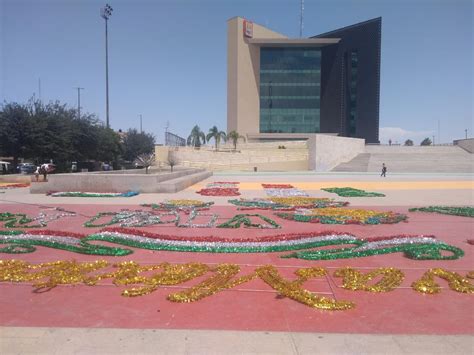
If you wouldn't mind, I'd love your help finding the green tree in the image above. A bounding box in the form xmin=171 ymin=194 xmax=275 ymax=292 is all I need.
xmin=420 ymin=137 xmax=432 ymax=146
xmin=227 ymin=130 xmax=246 ymax=150
xmin=404 ymin=139 xmax=414 ymax=146
xmin=122 ymin=128 xmax=155 ymax=161
xmin=0 ymin=102 xmax=33 ymax=170
xmin=28 ymin=101 xmax=77 ymax=171
xmin=187 ymin=125 xmax=206 ymax=148
xmin=206 ymin=126 xmax=227 ymax=151
xmin=96 ymin=127 xmax=122 ymax=164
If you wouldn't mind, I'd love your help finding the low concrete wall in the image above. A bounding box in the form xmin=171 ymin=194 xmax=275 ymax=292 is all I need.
xmin=309 ymin=135 xmax=365 ymax=171
xmin=181 ymin=159 xmax=309 ymax=172
xmin=453 ymin=138 xmax=474 ymax=153
xmin=30 ymin=168 xmax=209 ymax=194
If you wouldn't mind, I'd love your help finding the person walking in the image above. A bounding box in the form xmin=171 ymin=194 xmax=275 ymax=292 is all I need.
xmin=381 ymin=163 xmax=387 ymax=177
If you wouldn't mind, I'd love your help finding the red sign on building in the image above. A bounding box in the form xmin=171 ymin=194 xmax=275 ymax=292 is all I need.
xmin=243 ymin=19 xmax=253 ymax=38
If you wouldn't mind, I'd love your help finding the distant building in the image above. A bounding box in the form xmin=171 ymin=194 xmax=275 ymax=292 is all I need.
xmin=227 ymin=17 xmax=381 ymax=143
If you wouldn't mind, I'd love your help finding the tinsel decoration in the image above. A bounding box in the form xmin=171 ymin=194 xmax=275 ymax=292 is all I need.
xmin=197 ymin=182 xmax=240 ymax=196
xmin=47 ymin=191 xmax=139 ymax=197
xmin=322 ymin=187 xmax=385 ymax=197
xmin=0 ymin=183 xmax=30 ymax=189
xmin=84 ymin=210 xmax=179 ymax=228
xmin=0 ymin=208 xmax=76 ymax=228
xmin=83 ymin=209 xmax=218 ymax=228
xmin=261 ymin=184 xmax=294 ymax=189
xmin=276 ymin=207 xmax=407 ymax=225
xmin=256 ymin=265 xmax=354 ymax=310
xmin=0 ymin=259 xmax=350 ymax=310
xmin=334 ymin=267 xmax=404 ymax=292
xmin=142 ymin=200 xmax=214 ymax=211
xmin=411 ymin=268 xmax=474 ymax=294
xmin=177 ymin=209 xmax=219 ymax=228
xmin=229 ymin=197 xmax=348 ymax=210
xmin=216 ymin=214 xmax=281 ymax=229
xmin=264 ymin=188 xmax=309 ymax=197
xmin=1 ymin=260 xmax=472 ymax=309
xmin=168 ymin=264 xmax=257 ymax=303
xmin=409 ymin=206 xmax=474 ymax=218
xmin=0 ymin=230 xmax=464 ymax=261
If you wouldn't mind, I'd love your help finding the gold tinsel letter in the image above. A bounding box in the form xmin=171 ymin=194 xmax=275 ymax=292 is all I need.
xmin=168 ymin=264 xmax=257 ymax=302
xmin=256 ymin=265 xmax=354 ymax=310
xmin=334 ymin=267 xmax=404 ymax=292
xmin=412 ymin=268 xmax=474 ymax=294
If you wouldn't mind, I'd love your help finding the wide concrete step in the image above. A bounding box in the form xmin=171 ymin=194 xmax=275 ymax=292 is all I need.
xmin=332 ymin=153 xmax=370 ymax=172
xmin=331 ymin=150 xmax=473 ymax=173
xmin=365 ymin=145 xmax=470 ymax=154
xmin=155 ymin=170 xmax=213 ymax=193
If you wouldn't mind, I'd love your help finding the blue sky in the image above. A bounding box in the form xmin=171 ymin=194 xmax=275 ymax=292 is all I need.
xmin=1 ymin=0 xmax=472 ymax=144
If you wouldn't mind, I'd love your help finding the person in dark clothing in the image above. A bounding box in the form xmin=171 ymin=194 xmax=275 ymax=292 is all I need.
xmin=381 ymin=163 xmax=387 ymax=177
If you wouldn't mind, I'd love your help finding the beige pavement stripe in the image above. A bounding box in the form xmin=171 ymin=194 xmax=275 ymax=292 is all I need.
xmin=189 ymin=181 xmax=474 ymax=190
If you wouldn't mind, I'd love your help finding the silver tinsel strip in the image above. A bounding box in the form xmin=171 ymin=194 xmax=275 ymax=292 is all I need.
xmin=353 ymin=237 xmax=441 ymax=252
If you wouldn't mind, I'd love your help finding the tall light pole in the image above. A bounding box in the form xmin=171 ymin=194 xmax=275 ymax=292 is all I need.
xmin=139 ymin=114 xmax=143 ymax=133
xmin=465 ymin=129 xmax=468 ymax=139
xmin=74 ymin=87 xmax=84 ymax=119
xmin=269 ymin=81 xmax=273 ymax=133
xmin=100 ymin=3 xmax=113 ymax=128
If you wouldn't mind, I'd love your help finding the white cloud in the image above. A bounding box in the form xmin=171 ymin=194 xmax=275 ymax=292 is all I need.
xmin=379 ymin=127 xmax=435 ymax=144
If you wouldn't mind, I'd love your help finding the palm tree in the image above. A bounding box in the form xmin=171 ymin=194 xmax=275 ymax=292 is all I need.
xmin=187 ymin=125 xmax=206 ymax=148
xmin=206 ymin=126 xmax=226 ymax=151
xmin=227 ymin=130 xmax=246 ymax=150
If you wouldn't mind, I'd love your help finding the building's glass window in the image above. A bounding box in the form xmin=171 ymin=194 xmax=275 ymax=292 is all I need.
xmin=348 ymin=50 xmax=358 ymax=136
xmin=260 ymin=47 xmax=321 ymax=133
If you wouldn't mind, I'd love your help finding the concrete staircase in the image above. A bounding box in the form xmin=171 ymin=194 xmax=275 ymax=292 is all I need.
xmin=174 ymin=141 xmax=309 ymax=171
xmin=332 ymin=153 xmax=371 ymax=172
xmin=332 ymin=146 xmax=473 ymax=173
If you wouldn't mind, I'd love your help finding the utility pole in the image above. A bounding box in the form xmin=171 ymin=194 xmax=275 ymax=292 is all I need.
xmin=299 ymin=0 xmax=304 ymax=37
xmin=100 ymin=4 xmax=113 ymax=128
xmin=432 ymin=135 xmax=435 ymax=145
xmin=139 ymin=114 xmax=143 ymax=133
xmin=74 ymin=87 xmax=84 ymax=119
xmin=438 ymin=120 xmax=440 ymax=144
xmin=465 ymin=129 xmax=468 ymax=139
xmin=38 ymin=78 xmax=42 ymax=101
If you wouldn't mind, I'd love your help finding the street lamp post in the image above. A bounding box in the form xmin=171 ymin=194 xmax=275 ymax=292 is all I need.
xmin=100 ymin=4 xmax=113 ymax=128
xmin=74 ymin=87 xmax=84 ymax=119
xmin=269 ymin=81 xmax=273 ymax=133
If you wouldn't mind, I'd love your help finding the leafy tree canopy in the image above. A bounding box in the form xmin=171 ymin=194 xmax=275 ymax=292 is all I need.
xmin=228 ymin=130 xmax=246 ymax=150
xmin=122 ymin=129 xmax=155 ymax=161
xmin=404 ymin=139 xmax=414 ymax=146
xmin=206 ymin=126 xmax=226 ymax=150
xmin=420 ymin=137 xmax=432 ymax=146
xmin=0 ymin=98 xmax=146 ymax=171
xmin=187 ymin=125 xmax=206 ymax=148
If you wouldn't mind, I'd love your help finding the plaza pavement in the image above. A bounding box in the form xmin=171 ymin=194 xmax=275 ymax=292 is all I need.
xmin=0 ymin=172 xmax=473 ymax=354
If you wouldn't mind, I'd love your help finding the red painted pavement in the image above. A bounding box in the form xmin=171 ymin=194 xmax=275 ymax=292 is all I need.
xmin=0 ymin=203 xmax=473 ymax=334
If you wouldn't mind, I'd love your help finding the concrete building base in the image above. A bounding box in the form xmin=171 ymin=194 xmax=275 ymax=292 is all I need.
xmin=30 ymin=168 xmax=212 ymax=194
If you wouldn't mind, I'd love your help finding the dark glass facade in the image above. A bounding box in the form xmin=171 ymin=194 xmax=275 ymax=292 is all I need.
xmin=313 ymin=17 xmax=381 ymax=143
xmin=259 ymin=48 xmax=321 ymax=133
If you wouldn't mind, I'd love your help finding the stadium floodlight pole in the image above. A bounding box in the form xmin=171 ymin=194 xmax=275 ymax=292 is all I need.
xmin=74 ymin=87 xmax=84 ymax=119
xmin=100 ymin=3 xmax=113 ymax=128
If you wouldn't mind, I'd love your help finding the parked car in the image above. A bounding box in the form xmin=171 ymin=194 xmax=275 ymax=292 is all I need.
xmin=18 ymin=163 xmax=36 ymax=174
xmin=0 ymin=161 xmax=10 ymax=174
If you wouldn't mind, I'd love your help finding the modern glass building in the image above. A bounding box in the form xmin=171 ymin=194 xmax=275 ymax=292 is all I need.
xmin=227 ymin=17 xmax=381 ymax=143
